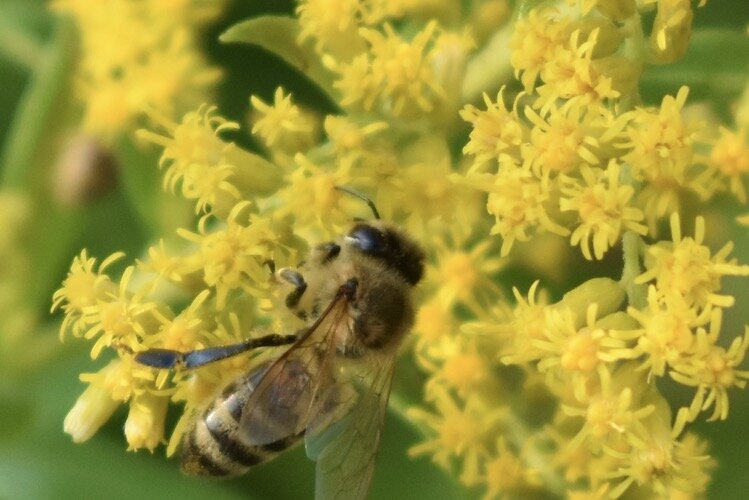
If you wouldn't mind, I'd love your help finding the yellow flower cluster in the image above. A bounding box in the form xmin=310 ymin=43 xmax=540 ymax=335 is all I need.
xmin=52 ymin=0 xmax=224 ymax=139
xmin=52 ymin=1 xmax=748 ymax=498
xmin=408 ymin=1 xmax=749 ymax=498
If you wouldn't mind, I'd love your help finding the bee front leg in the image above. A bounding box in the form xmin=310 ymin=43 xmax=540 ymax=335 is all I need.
xmin=277 ymin=267 xmax=308 ymax=309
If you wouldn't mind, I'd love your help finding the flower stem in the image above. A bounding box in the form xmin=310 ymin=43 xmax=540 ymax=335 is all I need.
xmin=0 ymin=18 xmax=45 ymax=70
xmin=502 ymin=410 xmax=566 ymax=496
xmin=621 ymin=230 xmax=646 ymax=309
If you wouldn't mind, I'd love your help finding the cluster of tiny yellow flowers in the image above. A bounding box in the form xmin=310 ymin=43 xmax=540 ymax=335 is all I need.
xmin=52 ymin=0 xmax=225 ymax=139
xmin=52 ymin=1 xmax=749 ymax=498
xmin=408 ymin=1 xmax=749 ymax=498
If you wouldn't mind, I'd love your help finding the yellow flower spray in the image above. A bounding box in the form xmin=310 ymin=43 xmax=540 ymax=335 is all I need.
xmin=51 ymin=0 xmax=749 ymax=497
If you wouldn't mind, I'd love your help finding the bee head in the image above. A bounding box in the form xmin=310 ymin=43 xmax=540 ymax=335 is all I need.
xmin=345 ymin=222 xmax=425 ymax=286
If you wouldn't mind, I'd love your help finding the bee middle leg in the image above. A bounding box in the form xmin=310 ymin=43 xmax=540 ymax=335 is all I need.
xmin=277 ymin=268 xmax=307 ymax=309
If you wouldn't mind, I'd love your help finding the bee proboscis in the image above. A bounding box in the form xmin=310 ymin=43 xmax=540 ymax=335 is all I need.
xmin=135 ymin=188 xmax=425 ymax=500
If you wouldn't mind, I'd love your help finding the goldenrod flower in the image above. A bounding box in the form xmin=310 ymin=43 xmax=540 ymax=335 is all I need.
xmin=138 ymin=105 xmax=281 ymax=215
xmin=560 ymin=162 xmax=647 ymax=260
xmin=297 ymin=0 xmax=366 ymax=59
xmin=250 ymin=87 xmax=318 ymax=154
xmin=64 ymin=361 xmax=123 ymax=442
xmin=620 ymin=87 xmax=709 ymax=227
xmin=50 ymin=2 xmax=748 ymax=498
xmin=408 ymin=389 xmax=502 ymax=485
xmin=509 ymin=8 xmax=572 ymax=92
xmin=460 ymin=89 xmax=525 ymax=172
xmin=636 ymin=214 xmax=749 ymax=310
xmin=709 ymin=127 xmax=749 ymax=202
xmin=125 ymin=392 xmax=169 ymax=452
xmin=52 ymin=250 xmax=124 ymax=339
xmin=53 ymin=0 xmax=223 ymax=138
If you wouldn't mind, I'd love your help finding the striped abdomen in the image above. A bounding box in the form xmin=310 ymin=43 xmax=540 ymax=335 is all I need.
xmin=180 ymin=365 xmax=302 ymax=477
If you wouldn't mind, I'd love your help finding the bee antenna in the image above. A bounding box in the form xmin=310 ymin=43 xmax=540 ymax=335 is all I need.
xmin=334 ymin=185 xmax=380 ymax=220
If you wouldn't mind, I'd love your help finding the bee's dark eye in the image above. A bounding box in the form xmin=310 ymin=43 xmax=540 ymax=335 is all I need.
xmin=348 ymin=225 xmax=386 ymax=255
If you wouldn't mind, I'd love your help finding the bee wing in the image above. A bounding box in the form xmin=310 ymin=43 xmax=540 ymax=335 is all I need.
xmin=307 ymin=354 xmax=397 ymax=500
xmin=238 ymin=293 xmax=350 ymax=446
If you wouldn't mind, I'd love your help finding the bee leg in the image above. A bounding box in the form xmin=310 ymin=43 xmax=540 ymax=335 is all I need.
xmin=135 ymin=334 xmax=298 ymax=370
xmin=277 ymin=268 xmax=307 ymax=309
xmin=263 ymin=259 xmax=276 ymax=274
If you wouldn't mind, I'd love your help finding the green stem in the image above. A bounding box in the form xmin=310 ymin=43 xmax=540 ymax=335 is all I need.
xmin=0 ymin=17 xmax=45 ymax=70
xmin=620 ymin=230 xmax=646 ymax=309
xmin=0 ymin=17 xmax=77 ymax=187
xmin=503 ymin=410 xmax=566 ymax=497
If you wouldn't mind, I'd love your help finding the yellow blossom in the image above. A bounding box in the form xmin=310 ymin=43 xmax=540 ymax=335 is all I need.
xmin=671 ymin=326 xmax=749 ymax=422
xmin=522 ymin=103 xmax=601 ymax=177
xmin=535 ymin=29 xmax=619 ymax=113
xmin=615 ymin=286 xmax=714 ymax=377
xmin=620 ymin=87 xmax=709 ymax=227
xmin=561 ymin=366 xmax=655 ymax=450
xmin=64 ymin=361 xmax=123 ymax=443
xmin=52 ymin=250 xmax=124 ymax=339
xmin=560 ymin=162 xmax=648 ymax=260
xmin=649 ymin=0 xmax=695 ymax=64
xmin=250 ymin=87 xmax=318 ymax=153
xmin=509 ymin=8 xmax=572 ymax=92
xmin=125 ymin=392 xmax=169 ymax=452
xmin=709 ymin=127 xmax=749 ymax=202
xmin=178 ymin=206 xmax=281 ymax=309
xmin=408 ymin=389 xmax=502 ymax=485
xmin=534 ymin=304 xmax=630 ymax=399
xmin=137 ymin=105 xmax=281 ymax=215
xmin=636 ymin=214 xmax=749 ymax=310
xmin=333 ymin=21 xmax=446 ymax=117
xmin=297 ymin=0 xmax=366 ymax=59
xmin=481 ymin=438 xmax=540 ymax=499
xmin=460 ymin=89 xmax=525 ymax=172
xmin=53 ymin=0 xmax=222 ymax=138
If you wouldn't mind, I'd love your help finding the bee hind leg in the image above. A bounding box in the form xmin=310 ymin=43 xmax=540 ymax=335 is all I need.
xmin=134 ymin=334 xmax=298 ymax=370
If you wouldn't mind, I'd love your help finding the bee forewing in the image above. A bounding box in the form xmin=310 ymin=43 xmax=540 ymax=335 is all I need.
xmin=310 ymin=356 xmax=396 ymax=500
xmin=238 ymin=296 xmax=349 ymax=447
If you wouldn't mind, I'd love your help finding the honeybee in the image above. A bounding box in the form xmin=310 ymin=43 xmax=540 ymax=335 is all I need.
xmin=135 ymin=188 xmax=425 ymax=500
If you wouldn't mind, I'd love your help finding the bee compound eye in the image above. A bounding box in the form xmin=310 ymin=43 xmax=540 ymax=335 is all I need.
xmin=348 ymin=225 xmax=386 ymax=255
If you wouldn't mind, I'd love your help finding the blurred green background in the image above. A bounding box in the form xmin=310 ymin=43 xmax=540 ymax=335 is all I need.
xmin=0 ymin=1 xmax=748 ymax=499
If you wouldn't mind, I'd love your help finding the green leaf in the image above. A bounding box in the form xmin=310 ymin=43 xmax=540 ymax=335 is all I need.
xmin=0 ymin=17 xmax=88 ymax=311
xmin=640 ymin=29 xmax=749 ymax=106
xmin=219 ymin=16 xmax=337 ymax=100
